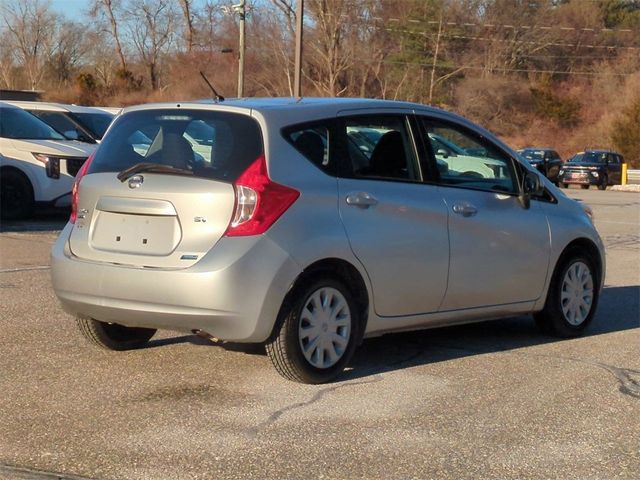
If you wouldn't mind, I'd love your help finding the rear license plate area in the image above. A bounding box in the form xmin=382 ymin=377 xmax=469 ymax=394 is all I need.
xmin=90 ymin=211 xmax=180 ymax=256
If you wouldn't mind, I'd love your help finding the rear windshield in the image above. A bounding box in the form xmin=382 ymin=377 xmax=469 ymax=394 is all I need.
xmin=89 ymin=109 xmax=263 ymax=181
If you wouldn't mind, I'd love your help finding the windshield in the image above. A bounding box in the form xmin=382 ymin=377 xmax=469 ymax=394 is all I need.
xmin=71 ymin=112 xmax=114 ymax=139
xmin=89 ymin=109 xmax=263 ymax=182
xmin=429 ymin=133 xmax=467 ymax=155
xmin=569 ymin=152 xmax=607 ymax=163
xmin=0 ymin=106 xmax=66 ymax=141
xmin=520 ymin=149 xmax=545 ymax=160
xmin=30 ymin=110 xmax=92 ymax=142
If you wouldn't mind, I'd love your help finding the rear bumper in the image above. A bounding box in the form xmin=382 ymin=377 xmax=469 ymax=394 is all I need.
xmin=51 ymin=223 xmax=302 ymax=342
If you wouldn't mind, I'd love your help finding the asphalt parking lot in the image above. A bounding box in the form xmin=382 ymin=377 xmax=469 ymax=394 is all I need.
xmin=0 ymin=188 xmax=638 ymax=480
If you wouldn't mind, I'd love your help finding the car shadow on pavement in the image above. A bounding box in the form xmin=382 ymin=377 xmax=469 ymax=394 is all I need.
xmin=341 ymin=284 xmax=639 ymax=380
xmin=0 ymin=210 xmax=68 ymax=233
xmin=145 ymin=285 xmax=639 ymax=380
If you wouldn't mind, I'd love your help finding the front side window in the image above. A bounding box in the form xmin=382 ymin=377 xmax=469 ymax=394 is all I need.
xmin=89 ymin=109 xmax=263 ymax=182
xmin=420 ymin=118 xmax=517 ymax=193
xmin=341 ymin=115 xmax=420 ymax=182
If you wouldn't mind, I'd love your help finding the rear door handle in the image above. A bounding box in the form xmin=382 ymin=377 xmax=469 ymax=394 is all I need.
xmin=346 ymin=192 xmax=378 ymax=208
xmin=452 ymin=201 xmax=478 ymax=217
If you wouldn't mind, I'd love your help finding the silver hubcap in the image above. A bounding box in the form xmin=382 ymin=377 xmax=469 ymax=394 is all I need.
xmin=298 ymin=287 xmax=351 ymax=369
xmin=561 ymin=261 xmax=594 ymax=326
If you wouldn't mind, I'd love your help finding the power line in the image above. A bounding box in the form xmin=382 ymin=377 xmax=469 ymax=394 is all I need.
xmin=370 ymin=59 xmax=639 ymax=77
xmin=382 ymin=26 xmax=640 ymax=50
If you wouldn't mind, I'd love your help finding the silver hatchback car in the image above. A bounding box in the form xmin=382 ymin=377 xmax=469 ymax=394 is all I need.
xmin=51 ymin=98 xmax=605 ymax=383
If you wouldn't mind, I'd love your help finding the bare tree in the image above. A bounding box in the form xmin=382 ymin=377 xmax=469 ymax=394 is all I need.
xmin=179 ymin=0 xmax=195 ymax=53
xmin=91 ymin=0 xmax=128 ymax=72
xmin=47 ymin=22 xmax=90 ymax=87
xmin=1 ymin=0 xmax=57 ymax=90
xmin=305 ymin=0 xmax=360 ymax=96
xmin=125 ymin=0 xmax=177 ymax=90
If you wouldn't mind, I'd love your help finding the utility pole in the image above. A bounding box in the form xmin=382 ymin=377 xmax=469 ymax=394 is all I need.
xmin=293 ymin=0 xmax=304 ymax=97
xmin=234 ymin=1 xmax=246 ymax=97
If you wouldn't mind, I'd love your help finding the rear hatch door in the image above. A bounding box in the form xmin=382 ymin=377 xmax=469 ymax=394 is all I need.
xmin=68 ymin=107 xmax=263 ymax=269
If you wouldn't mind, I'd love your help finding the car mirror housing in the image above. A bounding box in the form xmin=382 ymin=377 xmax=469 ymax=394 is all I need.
xmin=519 ymin=171 xmax=543 ymax=209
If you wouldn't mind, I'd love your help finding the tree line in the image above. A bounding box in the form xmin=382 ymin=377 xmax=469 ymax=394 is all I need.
xmin=1 ymin=0 xmax=639 ymax=165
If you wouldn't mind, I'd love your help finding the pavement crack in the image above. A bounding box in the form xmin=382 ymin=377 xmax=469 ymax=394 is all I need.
xmin=428 ymin=342 xmax=640 ymax=399
xmin=0 ymin=464 xmax=96 ymax=480
xmin=247 ymin=376 xmax=383 ymax=436
xmin=0 ymin=266 xmax=51 ymax=273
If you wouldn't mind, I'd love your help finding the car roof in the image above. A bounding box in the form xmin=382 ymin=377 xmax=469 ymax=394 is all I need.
xmin=122 ymin=96 xmax=441 ymax=114
xmin=3 ymin=100 xmax=109 ymax=114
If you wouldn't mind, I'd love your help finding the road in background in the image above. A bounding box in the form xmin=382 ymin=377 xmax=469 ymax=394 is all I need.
xmin=0 ymin=189 xmax=638 ymax=480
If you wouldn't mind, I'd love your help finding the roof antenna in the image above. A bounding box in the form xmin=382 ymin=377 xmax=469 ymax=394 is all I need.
xmin=199 ymin=71 xmax=224 ymax=102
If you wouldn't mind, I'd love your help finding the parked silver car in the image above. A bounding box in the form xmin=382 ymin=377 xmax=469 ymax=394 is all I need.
xmin=51 ymin=98 xmax=605 ymax=383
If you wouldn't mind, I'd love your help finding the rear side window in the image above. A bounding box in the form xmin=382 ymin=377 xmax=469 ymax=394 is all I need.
xmin=341 ymin=115 xmax=420 ymax=182
xmin=89 ymin=109 xmax=263 ymax=182
xmin=284 ymin=122 xmax=333 ymax=175
xmin=71 ymin=112 xmax=114 ymax=139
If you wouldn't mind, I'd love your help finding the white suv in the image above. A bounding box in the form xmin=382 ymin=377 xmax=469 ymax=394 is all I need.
xmin=4 ymin=101 xmax=114 ymax=144
xmin=0 ymin=103 xmax=97 ymax=219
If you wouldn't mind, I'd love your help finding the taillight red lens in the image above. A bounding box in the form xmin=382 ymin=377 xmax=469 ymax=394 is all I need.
xmin=69 ymin=153 xmax=95 ymax=224
xmin=224 ymin=155 xmax=299 ymax=237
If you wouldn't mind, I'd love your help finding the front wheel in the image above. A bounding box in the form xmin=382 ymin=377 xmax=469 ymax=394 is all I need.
xmin=581 ymin=184 xmax=590 ymax=190
xmin=76 ymin=317 xmax=156 ymax=350
xmin=534 ymin=250 xmax=599 ymax=337
xmin=0 ymin=169 xmax=34 ymax=220
xmin=266 ymin=278 xmax=360 ymax=384
xmin=558 ymin=182 xmax=567 ymax=189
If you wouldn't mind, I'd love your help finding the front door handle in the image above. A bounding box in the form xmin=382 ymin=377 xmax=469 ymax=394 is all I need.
xmin=452 ymin=201 xmax=478 ymax=217
xmin=346 ymin=192 xmax=378 ymax=208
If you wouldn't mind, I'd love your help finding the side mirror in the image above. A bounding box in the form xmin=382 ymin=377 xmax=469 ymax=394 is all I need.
xmin=64 ymin=130 xmax=79 ymax=140
xmin=519 ymin=171 xmax=543 ymax=209
xmin=436 ymin=148 xmax=449 ymax=159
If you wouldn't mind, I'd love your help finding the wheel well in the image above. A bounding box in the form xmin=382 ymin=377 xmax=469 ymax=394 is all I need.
xmin=0 ymin=166 xmax=34 ymax=193
xmin=558 ymin=238 xmax=603 ymax=287
xmin=272 ymin=258 xmax=370 ymax=340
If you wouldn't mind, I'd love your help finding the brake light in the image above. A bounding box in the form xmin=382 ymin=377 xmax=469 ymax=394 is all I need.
xmin=224 ymin=155 xmax=299 ymax=237
xmin=69 ymin=153 xmax=95 ymax=224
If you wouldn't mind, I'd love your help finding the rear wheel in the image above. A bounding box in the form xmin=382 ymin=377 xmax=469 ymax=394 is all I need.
xmin=76 ymin=317 xmax=156 ymax=350
xmin=0 ymin=169 xmax=34 ymax=220
xmin=581 ymin=184 xmax=590 ymax=190
xmin=266 ymin=278 xmax=360 ymax=384
xmin=534 ymin=250 xmax=599 ymax=337
xmin=597 ymin=175 xmax=608 ymax=190
xmin=559 ymin=182 xmax=567 ymax=189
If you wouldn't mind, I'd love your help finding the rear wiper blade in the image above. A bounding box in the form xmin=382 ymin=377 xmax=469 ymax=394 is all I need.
xmin=117 ymin=162 xmax=193 ymax=182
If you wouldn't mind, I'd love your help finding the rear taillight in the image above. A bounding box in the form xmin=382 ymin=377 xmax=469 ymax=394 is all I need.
xmin=224 ymin=155 xmax=299 ymax=237
xmin=69 ymin=153 xmax=95 ymax=224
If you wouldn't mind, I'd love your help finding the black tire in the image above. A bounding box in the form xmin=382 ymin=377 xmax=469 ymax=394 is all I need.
xmin=597 ymin=175 xmax=608 ymax=191
xmin=534 ymin=249 xmax=599 ymax=338
xmin=76 ymin=317 xmax=156 ymax=350
xmin=581 ymin=184 xmax=590 ymax=190
xmin=559 ymin=182 xmax=567 ymax=189
xmin=266 ymin=277 xmax=361 ymax=384
xmin=0 ymin=169 xmax=34 ymax=220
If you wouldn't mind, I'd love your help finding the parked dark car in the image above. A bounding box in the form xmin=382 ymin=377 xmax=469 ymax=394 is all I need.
xmin=517 ymin=148 xmax=563 ymax=184
xmin=558 ymin=150 xmax=624 ymax=190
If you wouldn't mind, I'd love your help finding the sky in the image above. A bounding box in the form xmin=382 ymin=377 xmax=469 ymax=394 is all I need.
xmin=49 ymin=0 xmax=92 ymax=21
